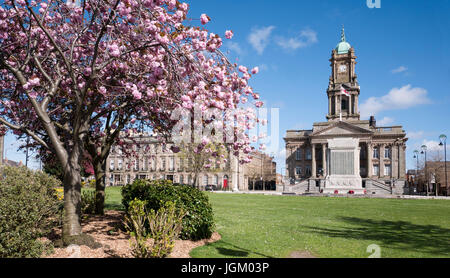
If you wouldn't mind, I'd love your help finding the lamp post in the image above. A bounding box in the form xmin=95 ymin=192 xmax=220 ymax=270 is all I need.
xmin=439 ymin=134 xmax=447 ymax=196
xmin=413 ymin=150 xmax=419 ymax=193
xmin=421 ymin=145 xmax=428 ymax=196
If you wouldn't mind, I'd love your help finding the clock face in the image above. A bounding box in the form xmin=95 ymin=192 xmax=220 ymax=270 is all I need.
xmin=338 ymin=64 xmax=347 ymax=73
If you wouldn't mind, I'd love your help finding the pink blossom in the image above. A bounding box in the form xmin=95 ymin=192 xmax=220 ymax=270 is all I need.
xmin=28 ymin=77 xmax=40 ymax=86
xmin=225 ymin=30 xmax=233 ymax=39
xmin=251 ymin=67 xmax=259 ymax=74
xmin=107 ymin=43 xmax=120 ymax=57
xmin=238 ymin=66 xmax=247 ymax=74
xmin=200 ymin=14 xmax=210 ymax=25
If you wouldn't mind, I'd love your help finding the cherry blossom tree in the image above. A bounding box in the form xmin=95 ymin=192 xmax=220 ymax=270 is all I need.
xmin=0 ymin=0 xmax=261 ymax=242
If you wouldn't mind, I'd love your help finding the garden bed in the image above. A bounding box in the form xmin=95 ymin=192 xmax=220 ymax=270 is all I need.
xmin=42 ymin=210 xmax=220 ymax=258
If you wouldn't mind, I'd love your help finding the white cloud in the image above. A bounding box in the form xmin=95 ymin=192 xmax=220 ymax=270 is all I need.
xmin=225 ymin=41 xmax=243 ymax=56
xmin=377 ymin=116 xmax=394 ymax=126
xmin=421 ymin=140 xmax=446 ymax=152
xmin=391 ymin=66 xmax=408 ymax=74
xmin=248 ymin=26 xmax=275 ymax=55
xmin=407 ymin=131 xmax=425 ymax=139
xmin=360 ymin=85 xmax=431 ymax=118
xmin=276 ymin=28 xmax=318 ymax=50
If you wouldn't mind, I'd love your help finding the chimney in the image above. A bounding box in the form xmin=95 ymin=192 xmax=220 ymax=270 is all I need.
xmin=369 ymin=116 xmax=376 ymax=128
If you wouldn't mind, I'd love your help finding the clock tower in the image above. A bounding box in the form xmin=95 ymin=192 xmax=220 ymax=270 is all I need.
xmin=326 ymin=27 xmax=360 ymax=122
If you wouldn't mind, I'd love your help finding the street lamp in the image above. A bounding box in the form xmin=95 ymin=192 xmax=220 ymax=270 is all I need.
xmin=439 ymin=134 xmax=447 ymax=196
xmin=421 ymin=145 xmax=428 ymax=196
xmin=413 ymin=150 xmax=419 ymax=192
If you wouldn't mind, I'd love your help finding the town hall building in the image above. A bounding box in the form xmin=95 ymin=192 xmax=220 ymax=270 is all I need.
xmin=284 ymin=28 xmax=408 ymax=195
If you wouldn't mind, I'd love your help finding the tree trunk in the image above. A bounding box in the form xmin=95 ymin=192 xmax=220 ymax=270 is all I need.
xmin=94 ymin=160 xmax=106 ymax=215
xmin=62 ymin=157 xmax=83 ymax=245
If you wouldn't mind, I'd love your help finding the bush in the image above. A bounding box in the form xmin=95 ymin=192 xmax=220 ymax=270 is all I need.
xmin=81 ymin=189 xmax=96 ymax=215
xmin=122 ymin=179 xmax=215 ymax=240
xmin=0 ymin=166 xmax=61 ymax=258
xmin=125 ymin=199 xmax=185 ymax=258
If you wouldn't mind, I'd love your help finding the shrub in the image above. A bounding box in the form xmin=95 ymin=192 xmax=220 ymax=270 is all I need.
xmin=122 ymin=179 xmax=215 ymax=240
xmin=81 ymin=189 xmax=96 ymax=215
xmin=125 ymin=199 xmax=185 ymax=258
xmin=0 ymin=166 xmax=61 ymax=258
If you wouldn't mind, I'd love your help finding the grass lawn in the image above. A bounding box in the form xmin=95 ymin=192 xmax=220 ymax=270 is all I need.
xmin=104 ymin=186 xmax=124 ymax=211
xmin=189 ymin=193 xmax=450 ymax=258
xmin=102 ymin=187 xmax=450 ymax=258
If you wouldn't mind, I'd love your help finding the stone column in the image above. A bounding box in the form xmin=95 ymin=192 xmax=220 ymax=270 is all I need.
xmin=355 ymin=95 xmax=359 ymax=115
xmin=367 ymin=143 xmax=373 ymax=178
xmin=322 ymin=144 xmax=327 ymax=177
xmin=335 ymin=95 xmax=338 ymax=117
xmin=348 ymin=95 xmax=352 ymax=115
xmin=311 ymin=144 xmax=316 ymax=178
xmin=380 ymin=144 xmax=385 ymax=178
xmin=400 ymin=144 xmax=406 ymax=179
xmin=392 ymin=144 xmax=399 ymax=179
xmin=328 ymin=96 xmax=331 ymax=116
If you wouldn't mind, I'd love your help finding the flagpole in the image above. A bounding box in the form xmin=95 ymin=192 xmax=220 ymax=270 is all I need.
xmin=339 ymin=94 xmax=342 ymax=121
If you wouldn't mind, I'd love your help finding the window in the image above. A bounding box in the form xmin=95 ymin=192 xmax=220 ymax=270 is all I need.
xmin=306 ymin=166 xmax=312 ymax=176
xmin=134 ymin=159 xmax=139 ymax=171
xmin=109 ymin=174 xmax=114 ymax=186
xmin=178 ymin=158 xmax=183 ymax=171
xmin=296 ymin=166 xmax=302 ymax=176
xmin=203 ymin=175 xmax=208 ymax=185
xmin=169 ymin=157 xmax=174 ymax=171
xmin=214 ymin=175 xmax=219 ymax=185
xmin=117 ymin=159 xmax=122 ymax=170
xmin=160 ymin=157 xmax=166 ymax=171
xmin=127 ymin=174 xmax=130 ymax=184
xmin=109 ymin=160 xmax=115 ymax=171
xmin=384 ymin=165 xmax=391 ymax=176
xmin=295 ymin=149 xmax=302 ymax=161
xmin=151 ymin=157 xmax=156 ymax=171
xmin=142 ymin=157 xmax=148 ymax=171
xmin=114 ymin=175 xmax=121 ymax=183
xmin=306 ymin=149 xmax=312 ymax=160
xmin=373 ymin=147 xmax=379 ymax=159
xmin=373 ymin=165 xmax=380 ymax=176
xmin=384 ymin=147 xmax=391 ymax=159
xmin=180 ymin=175 xmax=184 ymax=184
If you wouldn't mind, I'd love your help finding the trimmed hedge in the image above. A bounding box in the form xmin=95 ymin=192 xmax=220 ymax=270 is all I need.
xmin=0 ymin=166 xmax=61 ymax=258
xmin=122 ymin=179 xmax=215 ymax=240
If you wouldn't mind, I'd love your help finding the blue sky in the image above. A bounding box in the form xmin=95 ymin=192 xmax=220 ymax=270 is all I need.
xmin=4 ymin=0 xmax=450 ymax=173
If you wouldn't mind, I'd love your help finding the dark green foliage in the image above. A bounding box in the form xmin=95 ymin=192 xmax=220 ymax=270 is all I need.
xmin=0 ymin=166 xmax=61 ymax=258
xmin=81 ymin=189 xmax=96 ymax=215
xmin=122 ymin=179 xmax=215 ymax=240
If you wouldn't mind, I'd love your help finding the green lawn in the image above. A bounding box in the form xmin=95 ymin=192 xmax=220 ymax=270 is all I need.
xmin=189 ymin=193 xmax=450 ymax=258
xmin=102 ymin=188 xmax=450 ymax=258
xmin=104 ymin=186 xmax=124 ymax=211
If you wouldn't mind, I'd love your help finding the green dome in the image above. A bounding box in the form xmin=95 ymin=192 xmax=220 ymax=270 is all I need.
xmin=336 ymin=41 xmax=351 ymax=54
xmin=335 ymin=26 xmax=351 ymax=54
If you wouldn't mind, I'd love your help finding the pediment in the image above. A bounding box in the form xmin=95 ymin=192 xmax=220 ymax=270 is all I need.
xmin=312 ymin=122 xmax=372 ymax=137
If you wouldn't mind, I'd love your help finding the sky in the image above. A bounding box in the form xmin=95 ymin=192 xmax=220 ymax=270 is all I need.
xmin=4 ymin=0 xmax=450 ymax=173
